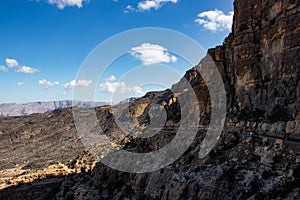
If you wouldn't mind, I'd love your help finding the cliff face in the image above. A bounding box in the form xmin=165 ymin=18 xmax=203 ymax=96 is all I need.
xmin=178 ymin=0 xmax=300 ymax=137
xmin=227 ymin=0 xmax=299 ymax=119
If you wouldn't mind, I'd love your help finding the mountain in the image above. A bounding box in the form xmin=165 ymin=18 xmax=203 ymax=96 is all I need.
xmin=0 ymin=100 xmax=108 ymax=117
xmin=0 ymin=0 xmax=299 ymax=199
xmin=177 ymin=0 xmax=300 ymax=140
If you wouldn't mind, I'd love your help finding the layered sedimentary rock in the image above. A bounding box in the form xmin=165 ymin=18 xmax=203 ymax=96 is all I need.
xmin=179 ymin=0 xmax=300 ymax=138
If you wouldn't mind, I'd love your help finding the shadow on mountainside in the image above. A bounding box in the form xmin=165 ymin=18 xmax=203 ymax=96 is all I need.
xmin=1 ymin=130 xmax=300 ymax=200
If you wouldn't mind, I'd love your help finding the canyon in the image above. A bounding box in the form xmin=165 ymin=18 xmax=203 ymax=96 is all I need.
xmin=0 ymin=0 xmax=299 ymax=199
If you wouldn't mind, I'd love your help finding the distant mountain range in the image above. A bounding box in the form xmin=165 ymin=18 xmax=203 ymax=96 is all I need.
xmin=0 ymin=100 xmax=108 ymax=116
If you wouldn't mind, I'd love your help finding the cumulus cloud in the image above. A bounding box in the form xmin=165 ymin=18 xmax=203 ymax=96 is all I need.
xmin=130 ymin=43 xmax=177 ymax=65
xmin=100 ymin=81 xmax=126 ymax=93
xmin=2 ymin=58 xmax=39 ymax=74
xmin=124 ymin=0 xmax=177 ymax=12
xmin=0 ymin=66 xmax=8 ymax=72
xmin=16 ymin=66 xmax=39 ymax=74
xmin=137 ymin=0 xmax=178 ymax=11
xmin=5 ymin=58 xmax=19 ymax=68
xmin=38 ymin=79 xmax=59 ymax=89
xmin=123 ymin=85 xmax=144 ymax=94
xmin=106 ymin=75 xmax=116 ymax=82
xmin=99 ymin=76 xmax=144 ymax=94
xmin=47 ymin=0 xmax=87 ymax=9
xmin=64 ymin=79 xmax=92 ymax=89
xmin=195 ymin=9 xmax=234 ymax=31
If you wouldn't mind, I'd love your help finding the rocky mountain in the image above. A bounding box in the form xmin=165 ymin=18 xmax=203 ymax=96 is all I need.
xmin=209 ymin=0 xmax=300 ymax=137
xmin=0 ymin=0 xmax=299 ymax=199
xmin=165 ymin=0 xmax=300 ymax=141
xmin=0 ymin=100 xmax=108 ymax=117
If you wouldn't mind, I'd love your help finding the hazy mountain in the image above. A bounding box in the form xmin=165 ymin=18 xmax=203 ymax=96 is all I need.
xmin=0 ymin=100 xmax=108 ymax=116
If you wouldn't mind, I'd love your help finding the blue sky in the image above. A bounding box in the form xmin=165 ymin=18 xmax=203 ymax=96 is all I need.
xmin=0 ymin=0 xmax=234 ymax=104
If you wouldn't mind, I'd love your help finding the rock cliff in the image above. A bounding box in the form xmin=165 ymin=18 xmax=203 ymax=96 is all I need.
xmin=172 ymin=0 xmax=300 ymax=139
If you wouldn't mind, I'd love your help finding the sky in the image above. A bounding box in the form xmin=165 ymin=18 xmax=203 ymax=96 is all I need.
xmin=0 ymin=0 xmax=234 ymax=104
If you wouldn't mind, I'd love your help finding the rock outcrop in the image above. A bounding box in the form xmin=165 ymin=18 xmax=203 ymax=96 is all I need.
xmin=174 ymin=0 xmax=300 ymax=139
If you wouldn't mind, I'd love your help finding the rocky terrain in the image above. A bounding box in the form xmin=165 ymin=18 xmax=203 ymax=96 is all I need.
xmin=0 ymin=100 xmax=107 ymax=117
xmin=0 ymin=0 xmax=299 ymax=199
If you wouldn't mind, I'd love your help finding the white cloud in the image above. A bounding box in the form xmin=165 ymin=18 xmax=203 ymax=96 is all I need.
xmin=47 ymin=0 xmax=87 ymax=9
xmin=195 ymin=9 xmax=234 ymax=31
xmin=0 ymin=66 xmax=8 ymax=72
xmin=16 ymin=66 xmax=39 ymax=74
xmin=138 ymin=1 xmax=158 ymax=10
xmin=99 ymin=77 xmax=144 ymax=94
xmin=17 ymin=81 xmax=24 ymax=86
xmin=124 ymin=0 xmax=177 ymax=12
xmin=121 ymin=85 xmax=144 ymax=94
xmin=130 ymin=43 xmax=177 ymax=65
xmin=38 ymin=79 xmax=59 ymax=89
xmin=5 ymin=58 xmax=19 ymax=68
xmin=64 ymin=79 xmax=92 ymax=89
xmin=3 ymin=58 xmax=39 ymax=74
xmin=124 ymin=5 xmax=135 ymax=13
xmin=137 ymin=0 xmax=178 ymax=11
xmin=106 ymin=75 xmax=116 ymax=82
xmin=100 ymin=81 xmax=126 ymax=93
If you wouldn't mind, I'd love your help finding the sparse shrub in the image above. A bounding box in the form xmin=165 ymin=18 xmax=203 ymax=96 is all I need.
xmin=119 ymin=185 xmax=134 ymax=199
xmin=223 ymin=166 xmax=236 ymax=182
xmin=184 ymin=152 xmax=195 ymax=164
xmin=80 ymin=176 xmax=90 ymax=184
xmin=64 ymin=192 xmax=74 ymax=200
xmin=269 ymin=105 xmax=291 ymax=123
xmin=239 ymin=108 xmax=265 ymax=121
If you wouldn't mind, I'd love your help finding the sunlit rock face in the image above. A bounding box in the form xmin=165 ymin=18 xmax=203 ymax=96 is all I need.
xmin=180 ymin=0 xmax=300 ymax=137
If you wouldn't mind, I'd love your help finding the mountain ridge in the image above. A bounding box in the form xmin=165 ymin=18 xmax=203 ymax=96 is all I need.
xmin=0 ymin=100 xmax=108 ymax=117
